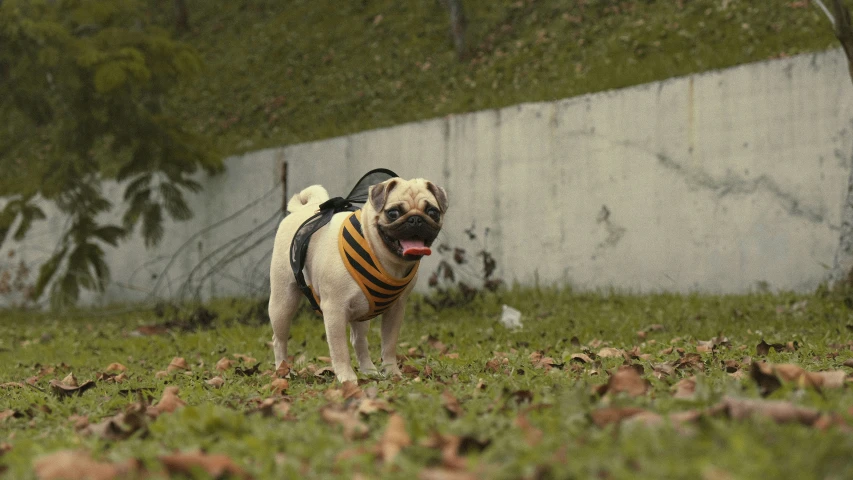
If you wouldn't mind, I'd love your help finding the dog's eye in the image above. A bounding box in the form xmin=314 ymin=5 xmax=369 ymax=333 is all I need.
xmin=386 ymin=209 xmax=401 ymax=220
xmin=426 ymin=207 xmax=441 ymax=222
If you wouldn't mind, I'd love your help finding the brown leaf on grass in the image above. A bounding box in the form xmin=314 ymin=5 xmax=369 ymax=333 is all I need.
xmin=166 ymin=357 xmax=189 ymax=372
xmin=154 ymin=386 xmax=186 ymax=414
xmin=722 ymin=359 xmax=741 ymax=373
xmin=206 ymin=376 xmax=225 ymax=388
xmin=378 ymin=414 xmax=411 ymax=463
xmin=420 ymin=468 xmax=479 ymax=480
xmin=650 ymin=362 xmax=675 ymax=379
xmin=321 ymin=405 xmax=369 ymax=440
xmin=49 ymin=373 xmax=96 ymax=397
xmin=750 ymin=361 xmax=783 ymax=397
xmin=160 ymin=451 xmax=252 ymax=480
xmin=597 ymin=347 xmax=625 ymax=359
xmin=425 ymin=334 xmax=449 ymax=354
xmin=357 ymin=398 xmax=395 ymax=415
xmin=589 ymin=407 xmax=648 ymax=427
xmin=756 ymin=340 xmax=796 ymax=356
xmin=313 ymin=366 xmax=335 ymax=378
xmin=342 ymin=381 xmax=364 ymax=400
xmin=529 ymin=351 xmax=558 ymax=370
xmin=843 ymin=359 xmax=853 ymax=369
xmin=401 ymin=364 xmax=420 ymax=378
xmin=672 ymin=376 xmax=697 ymax=399
xmin=597 ymin=366 xmax=649 ymax=397
xmin=215 ymin=357 xmax=234 ymax=371
xmin=673 ymin=353 xmax=704 ymax=372
xmin=69 ymin=414 xmax=89 ymax=430
xmin=268 ymin=378 xmax=288 ymax=394
xmin=274 ymin=361 xmax=292 ymax=378
xmin=710 ymin=396 xmax=820 ymax=426
xmin=232 ymin=353 xmax=257 ymax=364
xmin=751 ymin=362 xmax=847 ymax=396
xmin=104 ymin=363 xmax=127 ymax=373
xmin=441 ymin=390 xmax=463 ymax=418
xmin=250 ymin=398 xmax=293 ymax=419
xmin=0 ymin=382 xmax=25 ymax=389
xmin=421 ymin=432 xmax=466 ymax=470
xmin=514 ymin=414 xmax=543 ymax=446
xmin=570 ymin=353 xmax=594 ymax=364
xmin=83 ymin=407 xmax=149 ymax=441
xmin=33 ymin=450 xmax=141 ymax=480
xmin=236 ymin=363 xmax=261 ymax=376
xmin=0 ymin=410 xmax=20 ymax=422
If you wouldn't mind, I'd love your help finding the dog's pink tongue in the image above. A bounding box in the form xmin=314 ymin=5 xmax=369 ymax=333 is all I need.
xmin=400 ymin=239 xmax=431 ymax=256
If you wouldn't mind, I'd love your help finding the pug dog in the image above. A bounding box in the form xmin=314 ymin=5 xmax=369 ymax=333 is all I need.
xmin=268 ymin=177 xmax=448 ymax=382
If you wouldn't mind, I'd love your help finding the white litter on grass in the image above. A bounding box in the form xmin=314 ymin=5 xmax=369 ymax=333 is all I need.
xmin=499 ymin=304 xmax=523 ymax=330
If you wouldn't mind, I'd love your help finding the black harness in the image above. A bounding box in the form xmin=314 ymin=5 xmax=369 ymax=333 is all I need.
xmin=288 ymin=168 xmax=398 ymax=313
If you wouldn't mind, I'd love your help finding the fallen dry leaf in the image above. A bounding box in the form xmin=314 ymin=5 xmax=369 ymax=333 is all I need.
xmin=232 ymin=353 xmax=257 ymax=364
xmin=166 ymin=357 xmax=189 ymax=372
xmin=0 ymin=410 xmax=19 ymax=422
xmin=33 ymin=450 xmax=141 ymax=480
xmin=514 ymin=413 xmax=543 ymax=446
xmin=421 ymin=432 xmax=466 ymax=470
xmin=215 ymin=357 xmax=234 ymax=371
xmin=589 ymin=407 xmax=648 ymax=427
xmin=268 ymin=378 xmax=289 ymax=394
xmin=751 ymin=362 xmax=847 ymax=396
xmin=49 ymin=373 xmax=96 ymax=397
xmin=710 ymin=396 xmax=821 ymax=426
xmin=274 ymin=361 xmax=292 ymax=378
xmin=235 ymin=363 xmax=261 ymax=376
xmin=597 ymin=366 xmax=649 ymax=397
xmin=154 ymin=386 xmax=186 ymax=414
xmin=313 ymin=366 xmax=335 ymax=378
xmin=441 ymin=390 xmax=463 ymax=418
xmin=378 ymin=413 xmax=411 ymax=463
xmin=341 ymin=381 xmax=364 ymax=400
xmin=160 ymin=451 xmax=252 ymax=480
xmin=250 ymin=397 xmax=293 ymax=419
xmin=673 ymin=376 xmax=697 ymax=400
xmin=104 ymin=363 xmax=127 ymax=373
xmin=597 ymin=347 xmax=625 ymax=359
xmin=206 ymin=376 xmax=225 ymax=388
xmin=357 ymin=398 xmax=395 ymax=416
xmin=321 ymin=405 xmax=369 ymax=440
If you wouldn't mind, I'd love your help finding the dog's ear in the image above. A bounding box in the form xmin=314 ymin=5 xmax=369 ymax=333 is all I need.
xmin=369 ymin=179 xmax=399 ymax=211
xmin=426 ymin=182 xmax=449 ymax=212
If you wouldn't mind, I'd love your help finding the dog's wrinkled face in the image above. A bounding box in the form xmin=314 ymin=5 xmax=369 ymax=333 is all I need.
xmin=368 ymin=178 xmax=448 ymax=261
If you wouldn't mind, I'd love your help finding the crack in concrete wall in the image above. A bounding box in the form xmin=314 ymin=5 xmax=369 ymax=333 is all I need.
xmin=656 ymin=154 xmax=826 ymax=224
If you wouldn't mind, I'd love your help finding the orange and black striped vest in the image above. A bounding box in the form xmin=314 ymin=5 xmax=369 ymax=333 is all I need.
xmin=307 ymin=210 xmax=418 ymax=321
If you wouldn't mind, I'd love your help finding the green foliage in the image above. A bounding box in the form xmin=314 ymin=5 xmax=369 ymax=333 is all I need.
xmin=0 ymin=0 xmax=221 ymax=305
xmin=148 ymin=0 xmax=837 ymax=157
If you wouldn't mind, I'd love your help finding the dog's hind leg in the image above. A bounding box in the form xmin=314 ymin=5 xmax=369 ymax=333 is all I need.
xmin=350 ymin=320 xmax=378 ymax=375
xmin=269 ymin=282 xmax=301 ymax=368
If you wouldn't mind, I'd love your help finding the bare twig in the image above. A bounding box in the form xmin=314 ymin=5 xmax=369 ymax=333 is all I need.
xmin=814 ymin=0 xmax=836 ymax=27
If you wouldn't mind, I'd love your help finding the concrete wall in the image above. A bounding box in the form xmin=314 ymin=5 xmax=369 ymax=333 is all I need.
xmin=2 ymin=49 xmax=852 ymax=305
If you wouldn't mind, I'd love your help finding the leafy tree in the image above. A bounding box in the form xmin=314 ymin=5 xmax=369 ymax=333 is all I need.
xmin=0 ymin=0 xmax=222 ymax=307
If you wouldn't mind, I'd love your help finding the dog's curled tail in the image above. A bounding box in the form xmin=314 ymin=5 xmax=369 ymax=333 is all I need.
xmin=286 ymin=185 xmax=330 ymax=213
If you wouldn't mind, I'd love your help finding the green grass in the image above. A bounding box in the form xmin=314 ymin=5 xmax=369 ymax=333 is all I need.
xmin=2 ymin=289 xmax=853 ymax=478
xmin=161 ymin=0 xmax=837 ymax=158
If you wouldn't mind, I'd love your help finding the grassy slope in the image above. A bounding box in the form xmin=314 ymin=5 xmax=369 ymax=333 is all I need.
xmin=2 ymin=290 xmax=853 ymax=478
xmin=164 ymin=0 xmax=837 ymax=157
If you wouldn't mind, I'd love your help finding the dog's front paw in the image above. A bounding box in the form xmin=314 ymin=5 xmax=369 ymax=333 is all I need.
xmin=335 ymin=367 xmax=359 ymax=383
xmin=381 ymin=363 xmax=402 ymax=378
xmin=359 ymin=362 xmax=379 ymax=376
